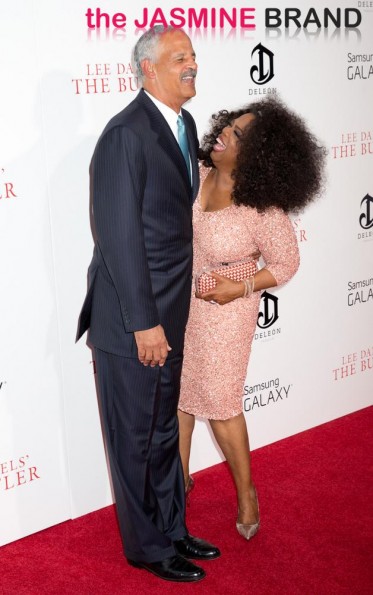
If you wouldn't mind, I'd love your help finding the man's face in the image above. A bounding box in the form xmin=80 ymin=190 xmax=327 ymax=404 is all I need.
xmin=148 ymin=30 xmax=197 ymax=111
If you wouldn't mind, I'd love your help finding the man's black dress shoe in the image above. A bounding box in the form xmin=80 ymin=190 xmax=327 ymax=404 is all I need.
xmin=127 ymin=554 xmax=205 ymax=582
xmin=174 ymin=534 xmax=221 ymax=560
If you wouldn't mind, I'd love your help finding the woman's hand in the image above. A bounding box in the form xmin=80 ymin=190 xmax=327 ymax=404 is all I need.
xmin=195 ymin=272 xmax=245 ymax=305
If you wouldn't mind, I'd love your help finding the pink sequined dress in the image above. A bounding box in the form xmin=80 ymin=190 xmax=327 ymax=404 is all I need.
xmin=178 ymin=166 xmax=300 ymax=420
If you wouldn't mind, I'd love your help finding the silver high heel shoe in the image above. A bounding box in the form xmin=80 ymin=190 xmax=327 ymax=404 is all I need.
xmin=236 ymin=488 xmax=260 ymax=541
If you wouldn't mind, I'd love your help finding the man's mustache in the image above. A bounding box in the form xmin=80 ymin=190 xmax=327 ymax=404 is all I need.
xmin=180 ymin=69 xmax=197 ymax=80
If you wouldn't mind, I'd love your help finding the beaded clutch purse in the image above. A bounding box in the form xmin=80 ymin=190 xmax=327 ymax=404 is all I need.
xmin=195 ymin=258 xmax=257 ymax=294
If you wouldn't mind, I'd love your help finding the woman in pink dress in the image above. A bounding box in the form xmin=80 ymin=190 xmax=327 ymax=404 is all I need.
xmin=178 ymin=96 xmax=325 ymax=540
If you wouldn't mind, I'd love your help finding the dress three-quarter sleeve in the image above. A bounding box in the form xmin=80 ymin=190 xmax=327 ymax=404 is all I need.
xmin=254 ymin=207 xmax=300 ymax=286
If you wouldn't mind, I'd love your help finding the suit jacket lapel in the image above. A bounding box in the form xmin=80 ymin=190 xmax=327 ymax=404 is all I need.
xmin=136 ymin=89 xmax=192 ymax=196
xmin=183 ymin=110 xmax=199 ymax=202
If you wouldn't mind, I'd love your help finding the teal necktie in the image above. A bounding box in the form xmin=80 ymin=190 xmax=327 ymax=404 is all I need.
xmin=177 ymin=115 xmax=191 ymax=181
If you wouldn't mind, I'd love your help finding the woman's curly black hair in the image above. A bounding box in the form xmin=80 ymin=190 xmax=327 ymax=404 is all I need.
xmin=199 ymin=95 xmax=326 ymax=213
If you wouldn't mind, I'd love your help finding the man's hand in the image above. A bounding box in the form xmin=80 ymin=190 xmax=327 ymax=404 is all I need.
xmin=134 ymin=325 xmax=172 ymax=367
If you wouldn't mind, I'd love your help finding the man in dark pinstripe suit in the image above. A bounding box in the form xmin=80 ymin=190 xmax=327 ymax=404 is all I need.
xmin=77 ymin=27 xmax=220 ymax=582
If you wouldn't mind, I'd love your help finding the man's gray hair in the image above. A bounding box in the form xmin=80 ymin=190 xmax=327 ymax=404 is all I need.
xmin=132 ymin=25 xmax=176 ymax=84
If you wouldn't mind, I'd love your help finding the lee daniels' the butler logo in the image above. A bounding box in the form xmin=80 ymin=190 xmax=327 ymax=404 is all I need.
xmin=332 ymin=346 xmax=372 ymax=381
xmin=0 ymin=455 xmax=40 ymax=491
xmin=250 ymin=43 xmax=274 ymax=85
xmin=0 ymin=167 xmax=17 ymax=201
xmin=72 ymin=62 xmax=139 ymax=95
xmin=331 ymin=130 xmax=373 ymax=160
xmin=255 ymin=291 xmax=280 ymax=340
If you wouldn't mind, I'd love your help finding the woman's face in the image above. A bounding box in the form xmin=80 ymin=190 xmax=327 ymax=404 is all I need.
xmin=211 ymin=112 xmax=255 ymax=169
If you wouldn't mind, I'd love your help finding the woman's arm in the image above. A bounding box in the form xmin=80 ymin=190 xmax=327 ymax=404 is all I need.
xmin=196 ymin=207 xmax=299 ymax=305
xmin=195 ymin=268 xmax=277 ymax=305
xmin=255 ymin=207 xmax=300 ymax=285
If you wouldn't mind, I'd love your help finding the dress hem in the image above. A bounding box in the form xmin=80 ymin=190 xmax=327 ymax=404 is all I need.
xmin=178 ymin=405 xmax=243 ymax=421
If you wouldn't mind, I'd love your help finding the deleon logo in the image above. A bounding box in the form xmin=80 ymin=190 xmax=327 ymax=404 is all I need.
xmin=359 ymin=194 xmax=373 ymax=230
xmin=257 ymin=291 xmax=279 ymax=329
xmin=250 ymin=43 xmax=274 ymax=85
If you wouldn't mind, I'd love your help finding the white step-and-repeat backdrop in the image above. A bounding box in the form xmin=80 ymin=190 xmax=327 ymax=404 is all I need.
xmin=1 ymin=0 xmax=372 ymax=545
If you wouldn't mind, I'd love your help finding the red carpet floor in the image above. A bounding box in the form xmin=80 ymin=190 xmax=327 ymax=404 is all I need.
xmin=1 ymin=407 xmax=372 ymax=595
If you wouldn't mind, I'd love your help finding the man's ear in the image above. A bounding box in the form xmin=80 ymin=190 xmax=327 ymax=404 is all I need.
xmin=141 ymin=59 xmax=156 ymax=80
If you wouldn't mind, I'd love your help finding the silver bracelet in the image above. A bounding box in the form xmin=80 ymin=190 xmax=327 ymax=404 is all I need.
xmin=244 ymin=277 xmax=255 ymax=298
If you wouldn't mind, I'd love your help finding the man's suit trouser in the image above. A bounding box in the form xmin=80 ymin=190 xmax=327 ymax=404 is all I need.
xmin=94 ymin=348 xmax=187 ymax=563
